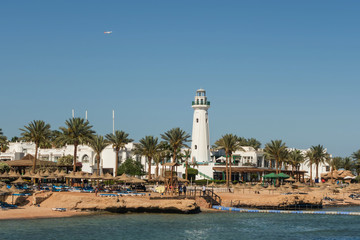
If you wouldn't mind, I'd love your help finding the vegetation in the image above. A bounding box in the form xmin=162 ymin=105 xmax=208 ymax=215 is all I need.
xmin=214 ymin=134 xmax=242 ymax=187
xmin=88 ymin=135 xmax=109 ymax=175
xmin=117 ymin=158 xmax=144 ymax=176
xmin=134 ymin=136 xmax=160 ymax=180
xmin=287 ymin=149 xmax=305 ymax=180
xmin=105 ymin=130 xmax=133 ymax=176
xmin=310 ymin=145 xmax=328 ymax=182
xmin=19 ymin=120 xmax=52 ymax=172
xmin=237 ymin=137 xmax=261 ymax=150
xmin=161 ymin=127 xmax=190 ymax=163
xmin=0 ymin=162 xmax=10 ymax=173
xmin=264 ymin=140 xmax=287 ymax=175
xmin=57 ymin=118 xmax=95 ymax=172
xmin=57 ymin=155 xmax=73 ymax=166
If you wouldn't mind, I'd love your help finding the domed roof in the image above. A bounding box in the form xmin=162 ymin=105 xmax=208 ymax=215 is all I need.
xmin=196 ymin=88 xmax=205 ymax=92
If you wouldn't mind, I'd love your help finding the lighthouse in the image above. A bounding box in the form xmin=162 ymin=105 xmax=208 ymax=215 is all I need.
xmin=191 ymin=89 xmax=210 ymax=163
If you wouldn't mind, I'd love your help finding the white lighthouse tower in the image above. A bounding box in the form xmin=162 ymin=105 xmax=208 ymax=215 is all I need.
xmin=191 ymin=89 xmax=210 ymax=163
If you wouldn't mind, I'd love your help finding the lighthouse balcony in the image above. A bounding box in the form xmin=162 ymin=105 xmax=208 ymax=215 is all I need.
xmin=192 ymin=101 xmax=210 ymax=106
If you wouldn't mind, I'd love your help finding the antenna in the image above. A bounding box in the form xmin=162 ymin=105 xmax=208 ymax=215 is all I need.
xmin=112 ymin=110 xmax=115 ymax=134
xmin=85 ymin=110 xmax=88 ymax=120
xmin=72 ymin=109 xmax=75 ymax=118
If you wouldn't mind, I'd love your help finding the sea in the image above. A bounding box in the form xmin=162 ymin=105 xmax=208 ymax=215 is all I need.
xmin=1 ymin=206 xmax=360 ymax=240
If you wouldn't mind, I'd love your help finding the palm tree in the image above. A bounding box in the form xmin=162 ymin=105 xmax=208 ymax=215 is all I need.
xmin=264 ymin=140 xmax=287 ymax=176
xmin=341 ymin=157 xmax=354 ymax=170
xmin=305 ymin=150 xmax=314 ymax=184
xmin=134 ymin=136 xmax=160 ymax=180
xmin=183 ymin=149 xmax=191 ymax=180
xmin=288 ymin=149 xmax=304 ymax=180
xmin=19 ymin=120 xmax=52 ymax=172
xmin=57 ymin=118 xmax=95 ymax=172
xmin=161 ymin=128 xmax=190 ymax=163
xmin=310 ymin=145 xmax=328 ymax=182
xmin=327 ymin=156 xmax=342 ymax=183
xmin=0 ymin=129 xmax=8 ymax=153
xmin=214 ymin=134 xmax=240 ymax=186
xmin=351 ymin=150 xmax=360 ymax=175
xmin=153 ymin=141 xmax=169 ymax=178
xmin=105 ymin=130 xmax=133 ymax=176
xmin=88 ymin=135 xmax=109 ymax=175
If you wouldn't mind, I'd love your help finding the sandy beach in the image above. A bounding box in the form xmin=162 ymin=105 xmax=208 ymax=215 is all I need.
xmin=1 ymin=184 xmax=359 ymax=220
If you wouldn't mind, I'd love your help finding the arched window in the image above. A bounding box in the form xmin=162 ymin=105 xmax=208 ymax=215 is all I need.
xmin=196 ymin=118 xmax=199 ymax=123
xmin=82 ymin=155 xmax=89 ymax=163
xmin=195 ymin=145 xmax=197 ymax=150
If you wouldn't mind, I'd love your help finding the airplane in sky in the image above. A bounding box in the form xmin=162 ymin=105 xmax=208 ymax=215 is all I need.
xmin=104 ymin=31 xmax=112 ymax=34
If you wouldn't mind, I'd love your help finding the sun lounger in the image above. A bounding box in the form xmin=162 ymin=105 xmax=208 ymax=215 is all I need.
xmin=52 ymin=208 xmax=67 ymax=212
xmin=99 ymin=193 xmax=117 ymax=197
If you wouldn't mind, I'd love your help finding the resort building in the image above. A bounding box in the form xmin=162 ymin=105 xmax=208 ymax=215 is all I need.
xmin=0 ymin=89 xmax=331 ymax=182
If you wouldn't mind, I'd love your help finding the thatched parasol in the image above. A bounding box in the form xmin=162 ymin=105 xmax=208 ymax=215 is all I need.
xmin=116 ymin=173 xmax=133 ymax=182
xmin=0 ymin=172 xmax=10 ymax=178
xmin=8 ymin=170 xmax=20 ymax=178
xmin=148 ymin=175 xmax=166 ymax=183
xmin=102 ymin=173 xmax=114 ymax=180
xmin=129 ymin=177 xmax=146 ymax=184
xmin=0 ymin=185 xmax=11 ymax=193
xmin=22 ymin=170 xmax=33 ymax=178
xmin=12 ymin=177 xmax=26 ymax=184
xmin=42 ymin=169 xmax=52 ymax=177
xmin=56 ymin=169 xmax=67 ymax=178
xmin=285 ymin=177 xmax=296 ymax=182
xmin=32 ymin=172 xmax=45 ymax=179
xmin=45 ymin=173 xmax=58 ymax=179
xmin=88 ymin=172 xmax=102 ymax=179
xmin=178 ymin=177 xmax=189 ymax=183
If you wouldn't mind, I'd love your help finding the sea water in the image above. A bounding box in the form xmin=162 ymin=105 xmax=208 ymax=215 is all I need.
xmin=1 ymin=206 xmax=360 ymax=240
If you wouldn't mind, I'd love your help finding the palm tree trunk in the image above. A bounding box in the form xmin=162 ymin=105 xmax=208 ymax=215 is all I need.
xmin=225 ymin=155 xmax=229 ymax=186
xmin=315 ymin=163 xmax=319 ymax=183
xmin=115 ymin=150 xmax=119 ymax=176
xmin=330 ymin=167 xmax=333 ymax=184
xmin=155 ymin=163 xmax=159 ymax=178
xmin=309 ymin=163 xmax=312 ymax=184
xmin=33 ymin=143 xmax=38 ymax=172
xmin=185 ymin=160 xmax=188 ymax=180
xmin=173 ymin=148 xmax=176 ymax=163
xmin=97 ymin=155 xmax=100 ymax=175
xmin=229 ymin=154 xmax=232 ymax=185
xmin=148 ymin=157 xmax=152 ymax=180
xmin=73 ymin=144 xmax=78 ymax=172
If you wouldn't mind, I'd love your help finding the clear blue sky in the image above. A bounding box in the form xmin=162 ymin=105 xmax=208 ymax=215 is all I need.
xmin=1 ymin=1 xmax=360 ymax=157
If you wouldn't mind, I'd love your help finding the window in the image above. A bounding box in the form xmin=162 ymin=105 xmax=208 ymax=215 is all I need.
xmin=326 ymin=166 xmax=330 ymax=172
xmin=196 ymin=118 xmax=199 ymax=123
xmin=195 ymin=145 xmax=197 ymax=150
xmin=82 ymin=155 xmax=89 ymax=163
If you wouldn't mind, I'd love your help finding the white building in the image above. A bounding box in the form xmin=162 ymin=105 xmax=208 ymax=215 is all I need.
xmin=0 ymin=90 xmax=330 ymax=182
xmin=191 ymin=89 xmax=211 ymax=163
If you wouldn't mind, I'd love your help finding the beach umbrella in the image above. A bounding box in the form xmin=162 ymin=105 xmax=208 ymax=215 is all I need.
xmin=178 ymin=177 xmax=189 ymax=183
xmin=45 ymin=173 xmax=58 ymax=179
xmin=276 ymin=173 xmax=290 ymax=179
xmin=267 ymin=185 xmax=276 ymax=194
xmin=12 ymin=177 xmax=26 ymax=184
xmin=0 ymin=172 xmax=10 ymax=179
xmin=32 ymin=172 xmax=44 ymax=179
xmin=263 ymin=173 xmax=278 ymax=179
xmin=116 ymin=173 xmax=133 ymax=182
xmin=8 ymin=170 xmax=20 ymax=178
xmin=0 ymin=185 xmax=11 ymax=193
xmin=42 ymin=169 xmax=52 ymax=177
xmin=102 ymin=173 xmax=114 ymax=180
xmin=88 ymin=172 xmax=102 ymax=179
xmin=129 ymin=177 xmax=146 ymax=184
xmin=22 ymin=170 xmax=33 ymax=178
xmin=285 ymin=177 xmax=295 ymax=182
xmin=56 ymin=169 xmax=67 ymax=178
xmin=148 ymin=175 xmax=166 ymax=183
